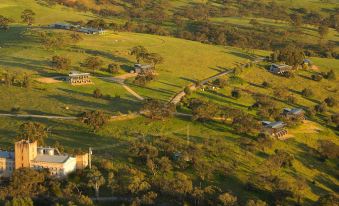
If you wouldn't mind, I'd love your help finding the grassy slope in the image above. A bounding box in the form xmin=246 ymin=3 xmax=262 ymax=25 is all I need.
xmin=0 ymin=0 xmax=338 ymax=204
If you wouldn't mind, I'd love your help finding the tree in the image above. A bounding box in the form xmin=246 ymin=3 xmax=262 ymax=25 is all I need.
xmin=232 ymin=113 xmax=260 ymax=134
xmin=324 ymin=97 xmax=336 ymax=107
xmin=80 ymin=110 xmax=110 ymax=131
xmin=315 ymin=102 xmax=327 ymax=113
xmin=39 ymin=32 xmax=68 ymax=50
xmin=276 ymin=45 xmax=305 ymax=66
xmin=188 ymin=99 xmax=220 ymax=121
xmin=51 ymin=56 xmax=71 ymax=70
xmin=93 ymin=88 xmax=102 ymax=98
xmin=18 ymin=122 xmax=48 ymax=145
xmin=301 ymin=88 xmax=313 ymax=98
xmin=142 ymin=99 xmax=176 ymax=120
xmin=21 ymin=9 xmax=35 ymax=25
xmin=231 ymin=89 xmax=241 ymax=99
xmin=294 ymin=177 xmax=308 ymax=205
xmin=145 ymin=53 xmax=164 ymax=69
xmin=290 ymin=13 xmax=303 ymax=28
xmin=86 ymin=167 xmax=105 ymax=198
xmin=83 ymin=56 xmax=104 ymax=73
xmin=317 ymin=140 xmax=339 ymax=159
xmin=316 ymin=193 xmax=339 ymax=206
xmin=218 ymin=192 xmax=238 ymax=206
xmin=318 ymin=25 xmax=329 ymax=39
xmin=107 ymin=63 xmax=119 ymax=74
xmin=130 ymin=46 xmax=148 ymax=63
xmin=0 ymin=15 xmax=11 ymax=31
xmin=5 ymin=197 xmax=34 ymax=206
xmin=70 ymin=33 xmax=83 ymax=43
xmin=246 ymin=199 xmax=268 ymax=206
xmin=9 ymin=168 xmax=45 ymax=197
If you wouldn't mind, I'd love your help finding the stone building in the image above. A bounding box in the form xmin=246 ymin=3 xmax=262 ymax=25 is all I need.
xmin=68 ymin=71 xmax=92 ymax=85
xmin=0 ymin=151 xmax=14 ymax=177
xmin=75 ymin=153 xmax=89 ymax=170
xmin=0 ymin=140 xmax=87 ymax=178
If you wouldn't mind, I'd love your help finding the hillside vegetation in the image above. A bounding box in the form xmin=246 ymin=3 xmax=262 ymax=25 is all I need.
xmin=0 ymin=0 xmax=338 ymax=206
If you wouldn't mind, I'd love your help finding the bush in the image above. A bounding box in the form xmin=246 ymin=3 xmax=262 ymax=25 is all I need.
xmin=283 ymin=71 xmax=294 ymax=78
xmin=321 ymin=70 xmax=336 ymax=80
xmin=11 ymin=106 xmax=21 ymax=113
xmin=301 ymin=88 xmax=313 ymax=97
xmin=107 ymin=63 xmax=119 ymax=74
xmin=51 ymin=55 xmax=71 ymax=70
xmin=287 ymin=95 xmax=297 ymax=104
xmin=315 ymin=102 xmax=327 ymax=113
xmin=311 ymin=74 xmax=323 ymax=81
xmin=93 ymin=88 xmax=102 ymax=98
xmin=262 ymin=81 xmax=271 ymax=88
xmin=184 ymin=86 xmax=192 ymax=95
xmin=231 ymin=89 xmax=241 ymax=99
xmin=324 ymin=97 xmax=337 ymax=107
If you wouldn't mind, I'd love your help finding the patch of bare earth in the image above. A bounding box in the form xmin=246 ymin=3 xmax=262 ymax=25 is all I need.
xmin=36 ymin=77 xmax=62 ymax=84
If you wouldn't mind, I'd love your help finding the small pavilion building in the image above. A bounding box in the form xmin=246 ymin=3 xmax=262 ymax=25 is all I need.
xmin=68 ymin=71 xmax=92 ymax=85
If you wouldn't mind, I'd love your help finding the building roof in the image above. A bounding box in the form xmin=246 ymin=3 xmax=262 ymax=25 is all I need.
xmin=267 ymin=121 xmax=286 ymax=129
xmin=69 ymin=71 xmax=90 ymax=77
xmin=54 ymin=22 xmax=72 ymax=26
xmin=33 ymin=154 xmax=70 ymax=164
xmin=134 ymin=64 xmax=153 ymax=69
xmin=271 ymin=64 xmax=292 ymax=70
xmin=284 ymin=108 xmax=304 ymax=115
xmin=0 ymin=151 xmax=14 ymax=159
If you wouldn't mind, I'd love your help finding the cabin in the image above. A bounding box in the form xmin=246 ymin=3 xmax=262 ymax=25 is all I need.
xmin=261 ymin=121 xmax=288 ymax=139
xmin=79 ymin=27 xmax=105 ymax=35
xmin=68 ymin=71 xmax=91 ymax=85
xmin=50 ymin=22 xmax=79 ymax=30
xmin=303 ymin=59 xmax=312 ymax=65
xmin=282 ymin=108 xmax=305 ymax=121
xmin=269 ymin=64 xmax=293 ymax=74
xmin=131 ymin=64 xmax=154 ymax=74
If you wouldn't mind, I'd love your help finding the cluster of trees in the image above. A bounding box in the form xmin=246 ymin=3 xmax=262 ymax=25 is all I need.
xmin=0 ymin=70 xmax=31 ymax=88
xmin=142 ymin=99 xmax=176 ymax=120
xmin=0 ymin=9 xmax=35 ymax=31
xmin=47 ymin=0 xmax=339 ymax=58
xmin=130 ymin=46 xmax=164 ymax=68
xmin=80 ymin=110 xmax=110 ymax=132
xmin=0 ymin=168 xmax=93 ymax=206
xmin=38 ymin=31 xmax=82 ymax=50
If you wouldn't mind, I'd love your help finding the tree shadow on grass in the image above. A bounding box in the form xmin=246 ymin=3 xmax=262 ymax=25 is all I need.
xmin=315 ymin=174 xmax=339 ymax=193
xmin=72 ymin=47 xmax=133 ymax=64
xmin=198 ymin=90 xmax=249 ymax=109
xmin=180 ymin=77 xmax=197 ymax=84
xmin=158 ymin=81 xmax=182 ymax=89
xmin=47 ymin=94 xmax=139 ymax=114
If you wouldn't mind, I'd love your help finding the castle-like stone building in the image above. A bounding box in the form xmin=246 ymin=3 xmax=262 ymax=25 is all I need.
xmin=0 ymin=140 xmax=88 ymax=177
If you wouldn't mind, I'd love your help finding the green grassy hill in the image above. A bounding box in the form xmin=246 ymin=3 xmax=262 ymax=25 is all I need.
xmin=0 ymin=0 xmax=338 ymax=205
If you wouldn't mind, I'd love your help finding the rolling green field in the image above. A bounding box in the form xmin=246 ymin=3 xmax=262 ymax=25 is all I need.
xmin=0 ymin=0 xmax=338 ymax=205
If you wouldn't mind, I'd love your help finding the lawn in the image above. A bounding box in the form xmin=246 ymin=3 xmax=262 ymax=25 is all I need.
xmin=0 ymin=0 xmax=338 ymax=204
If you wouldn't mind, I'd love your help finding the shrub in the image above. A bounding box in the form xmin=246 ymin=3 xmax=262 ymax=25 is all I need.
xmin=301 ymin=88 xmax=313 ymax=97
xmin=184 ymin=86 xmax=192 ymax=95
xmin=311 ymin=74 xmax=322 ymax=81
xmin=315 ymin=102 xmax=327 ymax=113
xmin=283 ymin=71 xmax=294 ymax=78
xmin=93 ymin=88 xmax=102 ymax=98
xmin=324 ymin=97 xmax=337 ymax=107
xmin=107 ymin=63 xmax=119 ymax=74
xmin=262 ymin=81 xmax=271 ymax=88
xmin=51 ymin=55 xmax=71 ymax=70
xmin=231 ymin=89 xmax=241 ymax=99
xmin=287 ymin=95 xmax=297 ymax=104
